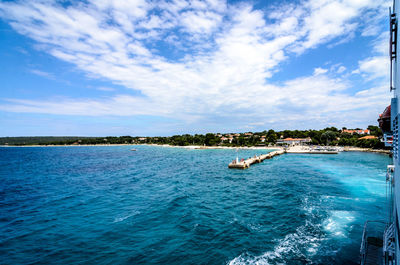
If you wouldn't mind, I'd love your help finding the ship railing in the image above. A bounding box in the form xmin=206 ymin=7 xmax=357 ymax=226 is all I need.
xmin=383 ymin=222 xmax=396 ymax=264
xmin=360 ymin=220 xmax=386 ymax=265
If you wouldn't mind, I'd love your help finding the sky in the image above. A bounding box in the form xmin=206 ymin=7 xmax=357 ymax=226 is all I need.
xmin=0 ymin=0 xmax=393 ymax=136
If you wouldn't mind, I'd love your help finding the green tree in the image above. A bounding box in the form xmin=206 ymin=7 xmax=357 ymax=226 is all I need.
xmin=267 ymin=129 xmax=277 ymax=143
xmin=367 ymin=125 xmax=383 ymax=137
xmin=205 ymin=133 xmax=220 ymax=146
xmin=320 ymin=130 xmax=337 ymax=145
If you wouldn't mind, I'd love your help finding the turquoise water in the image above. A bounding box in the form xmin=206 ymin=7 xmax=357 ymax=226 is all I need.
xmin=0 ymin=146 xmax=391 ymax=264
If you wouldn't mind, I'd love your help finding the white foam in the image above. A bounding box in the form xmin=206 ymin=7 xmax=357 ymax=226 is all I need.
xmin=228 ymin=254 xmax=273 ymax=265
xmin=228 ymin=199 xmax=354 ymax=264
xmin=227 ymin=223 xmax=321 ymax=265
xmin=307 ymin=242 xmax=318 ymax=254
xmin=323 ymin=210 xmax=354 ymax=237
xmin=113 ymin=210 xmax=140 ymax=223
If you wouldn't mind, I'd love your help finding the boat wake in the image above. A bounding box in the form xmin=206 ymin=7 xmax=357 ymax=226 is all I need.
xmin=228 ymin=196 xmax=354 ymax=264
xmin=228 ymin=222 xmax=321 ymax=264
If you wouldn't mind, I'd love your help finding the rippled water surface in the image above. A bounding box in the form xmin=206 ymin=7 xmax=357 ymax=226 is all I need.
xmin=0 ymin=146 xmax=391 ymax=264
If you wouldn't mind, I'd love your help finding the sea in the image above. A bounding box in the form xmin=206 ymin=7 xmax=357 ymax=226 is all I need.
xmin=0 ymin=145 xmax=392 ymax=264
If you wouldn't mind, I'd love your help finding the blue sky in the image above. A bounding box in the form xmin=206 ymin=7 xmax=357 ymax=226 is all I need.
xmin=0 ymin=0 xmax=392 ymax=136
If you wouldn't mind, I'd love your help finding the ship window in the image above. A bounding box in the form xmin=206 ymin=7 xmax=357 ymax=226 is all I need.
xmin=397 ymin=214 xmax=400 ymax=248
xmin=394 ymin=115 xmax=399 ymax=160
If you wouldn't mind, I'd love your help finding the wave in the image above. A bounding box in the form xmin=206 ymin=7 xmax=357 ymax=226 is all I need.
xmin=322 ymin=210 xmax=355 ymax=238
xmin=228 ymin=223 xmax=320 ymax=264
xmin=228 ymin=197 xmax=325 ymax=265
xmin=113 ymin=210 xmax=140 ymax=223
xmin=228 ymin=195 xmax=357 ymax=264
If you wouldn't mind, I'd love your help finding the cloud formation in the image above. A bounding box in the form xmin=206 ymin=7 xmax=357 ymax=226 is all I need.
xmin=0 ymin=0 xmax=392 ymax=131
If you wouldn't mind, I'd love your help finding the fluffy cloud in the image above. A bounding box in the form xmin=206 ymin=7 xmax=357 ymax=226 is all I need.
xmin=356 ymin=56 xmax=388 ymax=80
xmin=0 ymin=0 xmax=392 ymax=131
xmin=337 ymin=66 xmax=346 ymax=74
xmin=313 ymin=68 xmax=328 ymax=75
xmin=353 ymin=31 xmax=390 ymax=80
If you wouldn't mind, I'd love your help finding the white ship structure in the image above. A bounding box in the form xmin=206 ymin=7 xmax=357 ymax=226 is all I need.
xmin=360 ymin=1 xmax=398 ymax=264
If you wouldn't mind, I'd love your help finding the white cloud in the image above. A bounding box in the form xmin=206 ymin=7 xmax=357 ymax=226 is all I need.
xmin=180 ymin=10 xmax=222 ymax=34
xmin=0 ymin=73 xmax=388 ymax=131
xmin=0 ymin=0 xmax=392 ymax=130
xmin=96 ymin=87 xmax=115 ymax=92
xmin=0 ymin=95 xmax=166 ymax=117
xmin=337 ymin=66 xmax=346 ymax=73
xmin=285 ymin=0 xmax=390 ymax=53
xmin=361 ymin=8 xmax=388 ymax=37
xmin=353 ymin=31 xmax=389 ymax=80
xmin=357 ymin=56 xmax=389 ymax=80
xmin=30 ymin=69 xmax=55 ymax=79
xmin=313 ymin=67 xmax=328 ymax=75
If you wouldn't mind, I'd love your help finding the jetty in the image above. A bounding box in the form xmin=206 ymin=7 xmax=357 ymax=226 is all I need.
xmin=228 ymin=150 xmax=285 ymax=169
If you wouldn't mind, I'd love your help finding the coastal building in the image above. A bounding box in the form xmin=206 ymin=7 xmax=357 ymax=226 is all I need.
xmin=342 ymin=129 xmax=370 ymax=135
xmin=276 ymin=137 xmax=312 ymax=146
xmin=72 ymin=140 xmax=82 ymax=145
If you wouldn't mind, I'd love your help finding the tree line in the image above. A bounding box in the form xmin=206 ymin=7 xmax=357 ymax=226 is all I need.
xmin=0 ymin=125 xmax=387 ymax=149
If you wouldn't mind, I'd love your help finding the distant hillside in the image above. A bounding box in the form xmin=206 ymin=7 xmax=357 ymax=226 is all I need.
xmin=0 ymin=136 xmax=96 ymax=145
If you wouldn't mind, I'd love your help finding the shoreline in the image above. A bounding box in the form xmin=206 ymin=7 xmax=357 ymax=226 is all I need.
xmin=342 ymin=146 xmax=391 ymax=154
xmin=0 ymin=144 xmax=133 ymax=147
xmin=0 ymin=143 xmax=391 ymax=154
xmin=142 ymin=144 xmax=284 ymax=150
xmin=0 ymin=143 xmax=283 ymax=150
